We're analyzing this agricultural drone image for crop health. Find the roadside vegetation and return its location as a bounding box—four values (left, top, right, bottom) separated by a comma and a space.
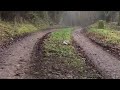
85, 20, 120, 58
0, 20, 51, 44
0, 11, 62, 45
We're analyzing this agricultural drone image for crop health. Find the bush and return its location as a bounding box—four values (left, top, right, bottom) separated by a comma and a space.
17, 23, 38, 35
98, 20, 104, 29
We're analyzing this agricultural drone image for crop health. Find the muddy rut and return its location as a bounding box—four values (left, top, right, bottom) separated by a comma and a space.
0, 29, 55, 79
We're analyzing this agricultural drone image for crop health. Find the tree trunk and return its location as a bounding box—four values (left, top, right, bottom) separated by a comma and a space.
118, 12, 120, 26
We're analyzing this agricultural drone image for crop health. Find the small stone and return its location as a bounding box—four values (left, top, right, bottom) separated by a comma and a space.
16, 64, 20, 67
10, 38, 13, 41
67, 74, 73, 78
34, 72, 39, 74
107, 50, 109, 52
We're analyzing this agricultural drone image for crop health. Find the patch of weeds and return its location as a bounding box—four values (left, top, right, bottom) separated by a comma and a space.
87, 27, 120, 46
0, 20, 50, 43
16, 23, 38, 35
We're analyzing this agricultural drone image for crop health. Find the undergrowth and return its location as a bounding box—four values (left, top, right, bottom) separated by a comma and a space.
87, 21, 120, 47
0, 20, 50, 43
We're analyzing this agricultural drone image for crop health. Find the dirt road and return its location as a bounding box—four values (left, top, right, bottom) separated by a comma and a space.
1, 27, 119, 79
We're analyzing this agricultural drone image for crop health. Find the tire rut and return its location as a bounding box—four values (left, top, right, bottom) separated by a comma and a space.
73, 28, 120, 79
0, 29, 55, 79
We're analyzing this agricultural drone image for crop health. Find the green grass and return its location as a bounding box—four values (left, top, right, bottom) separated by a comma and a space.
86, 22, 120, 47
44, 28, 85, 69
0, 20, 50, 43
16, 23, 38, 35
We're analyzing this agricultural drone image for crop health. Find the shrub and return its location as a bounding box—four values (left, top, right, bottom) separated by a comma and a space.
98, 20, 104, 29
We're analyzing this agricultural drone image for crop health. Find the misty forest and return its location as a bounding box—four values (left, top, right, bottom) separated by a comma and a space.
0, 11, 120, 79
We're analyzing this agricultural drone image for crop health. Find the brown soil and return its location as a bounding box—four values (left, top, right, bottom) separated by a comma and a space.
72, 40, 103, 79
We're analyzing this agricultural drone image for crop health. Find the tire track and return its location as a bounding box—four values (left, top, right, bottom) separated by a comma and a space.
73, 28, 120, 79
0, 29, 55, 79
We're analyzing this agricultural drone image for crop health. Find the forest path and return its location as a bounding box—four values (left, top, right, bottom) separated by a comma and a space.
0, 29, 55, 79
73, 28, 120, 79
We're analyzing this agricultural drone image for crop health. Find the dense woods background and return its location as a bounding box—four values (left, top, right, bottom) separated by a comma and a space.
0, 11, 120, 26
0, 11, 62, 24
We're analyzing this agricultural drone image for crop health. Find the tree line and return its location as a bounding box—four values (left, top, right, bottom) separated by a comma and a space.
102, 11, 120, 25
0, 11, 120, 26
0, 11, 63, 24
